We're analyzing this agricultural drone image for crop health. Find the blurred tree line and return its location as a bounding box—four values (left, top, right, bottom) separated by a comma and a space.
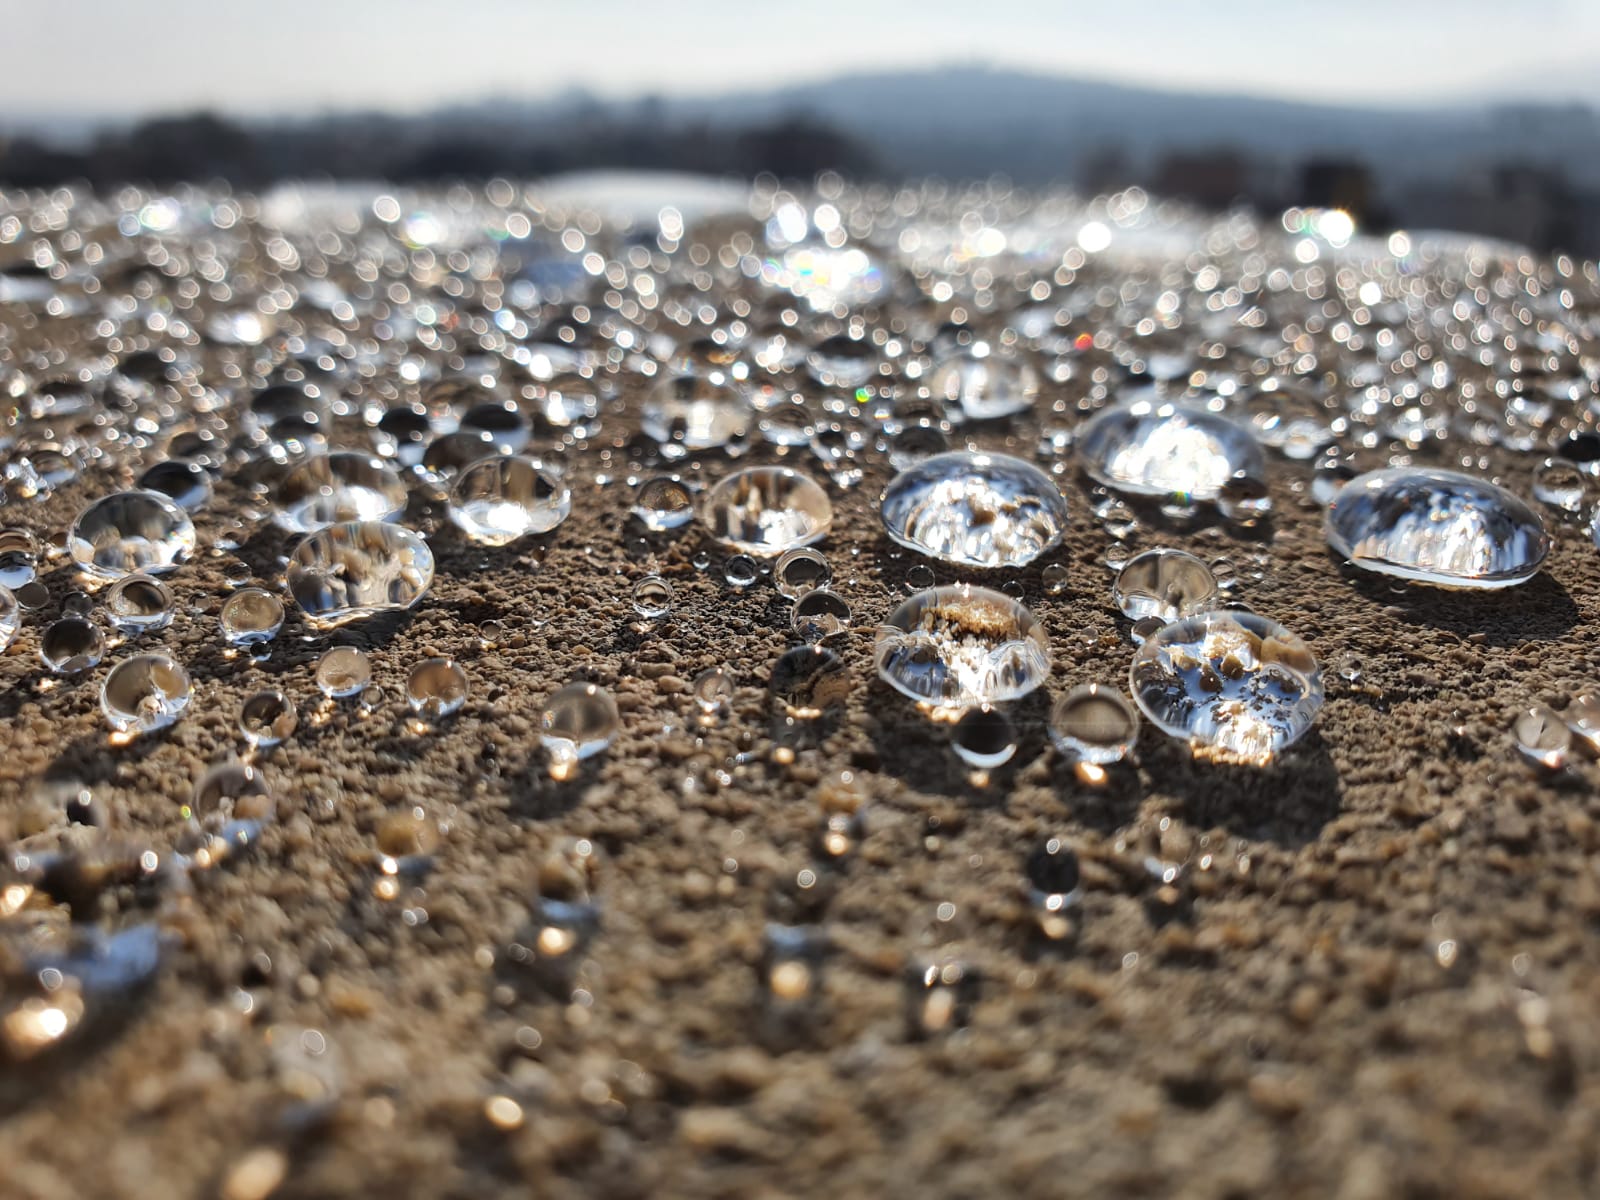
0, 110, 878, 188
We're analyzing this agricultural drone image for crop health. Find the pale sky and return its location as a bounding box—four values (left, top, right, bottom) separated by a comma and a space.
4, 0, 1598, 119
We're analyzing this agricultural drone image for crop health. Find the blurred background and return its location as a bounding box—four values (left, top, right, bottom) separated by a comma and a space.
2, 0, 1598, 253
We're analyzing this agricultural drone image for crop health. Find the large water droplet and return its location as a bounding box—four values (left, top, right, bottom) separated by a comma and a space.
874, 584, 1051, 708
879, 451, 1068, 568
101, 652, 193, 734
68, 490, 196, 580
641, 373, 752, 451
1077, 402, 1265, 501
1324, 467, 1549, 589
703, 467, 832, 556
447, 455, 571, 545
286, 521, 434, 626
1129, 610, 1323, 763
274, 452, 408, 533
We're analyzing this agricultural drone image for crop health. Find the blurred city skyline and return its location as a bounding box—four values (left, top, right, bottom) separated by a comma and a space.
3, 0, 1599, 125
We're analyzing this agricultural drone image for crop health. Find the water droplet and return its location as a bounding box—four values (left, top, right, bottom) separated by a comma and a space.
770, 644, 852, 718
805, 333, 877, 389
1325, 468, 1549, 589
632, 574, 674, 619
136, 459, 213, 512
875, 584, 1051, 708
0, 527, 40, 590
1336, 654, 1364, 684
1513, 704, 1569, 768
905, 957, 978, 1037
904, 564, 936, 591
1078, 402, 1265, 502
315, 646, 372, 698
406, 657, 468, 723
1531, 457, 1587, 512
930, 348, 1039, 422
1112, 549, 1218, 622
286, 521, 434, 626
791, 588, 851, 642
39, 617, 104, 674
1129, 615, 1167, 645
240, 690, 297, 748
105, 574, 174, 634
703, 467, 833, 556
880, 451, 1069, 568
274, 452, 408, 533
1130, 610, 1323, 763
1216, 474, 1273, 522
0, 585, 18, 652
641, 373, 752, 451
191, 759, 275, 826
888, 421, 950, 470
220, 588, 284, 646
692, 666, 735, 716
447, 455, 571, 545
68, 490, 196, 580
950, 705, 1018, 768
1025, 836, 1082, 903
14, 580, 49, 611
632, 475, 695, 531
101, 652, 192, 734
1049, 684, 1139, 764
722, 554, 759, 588
541, 682, 621, 777
774, 547, 832, 599
1566, 693, 1600, 754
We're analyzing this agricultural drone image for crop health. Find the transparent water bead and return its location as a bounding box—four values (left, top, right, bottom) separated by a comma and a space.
101, 652, 193, 735
1531, 458, 1586, 513
286, 521, 434, 626
68, 490, 196, 580
136, 459, 213, 512
771, 645, 852, 718
240, 689, 297, 748
632, 475, 695, 531
1129, 610, 1323, 764
632, 575, 674, 619
1077, 402, 1265, 502
0, 585, 18, 653
692, 666, 735, 717
880, 451, 1068, 568
39, 617, 105, 674
447, 455, 571, 545
874, 585, 1052, 709
315, 646, 371, 698
189, 759, 275, 826
274, 452, 408, 533
1112, 549, 1218, 622
106, 574, 174, 634
1324, 467, 1549, 589
641, 373, 752, 451
406, 657, 468, 723
930, 348, 1040, 422
220, 588, 285, 646
1567, 693, 1600, 753
791, 588, 852, 642
1025, 837, 1082, 908
950, 706, 1018, 769
1049, 684, 1139, 764
1512, 704, 1570, 769
703, 467, 833, 556
540, 683, 621, 777
774, 547, 832, 599
0, 527, 39, 589
723, 555, 759, 588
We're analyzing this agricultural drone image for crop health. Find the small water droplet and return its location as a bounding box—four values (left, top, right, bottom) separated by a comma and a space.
240, 689, 297, 748
219, 588, 284, 646
723, 554, 759, 588
950, 705, 1018, 768
136, 459, 213, 512
1041, 563, 1069, 595
631, 475, 695, 531
1513, 704, 1569, 769
1531, 457, 1587, 512
101, 652, 192, 734
632, 574, 674, 619
315, 646, 372, 699
773, 547, 832, 599
790, 588, 851, 642
1078, 401, 1265, 502
0, 527, 40, 590
1049, 684, 1139, 764
904, 564, 936, 592
541, 682, 621, 777
692, 666, 735, 717
406, 657, 468, 723
104, 574, 174, 634
274, 452, 407, 533
1113, 549, 1218, 622
770, 644, 852, 718
703, 467, 833, 556
0, 585, 19, 651
39, 616, 104, 674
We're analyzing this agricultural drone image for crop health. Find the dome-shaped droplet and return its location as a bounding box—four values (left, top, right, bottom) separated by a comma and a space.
101, 652, 192, 734
1078, 402, 1265, 501
641, 373, 752, 451
774, 547, 832, 599
136, 459, 213, 512
1532, 458, 1586, 512
285, 521, 434, 626
1049, 684, 1139, 764
447, 454, 571, 545
770, 645, 852, 718
39, 616, 104, 674
880, 451, 1068, 569
874, 584, 1051, 708
105, 574, 174, 635
406, 657, 468, 722
1512, 703, 1569, 768
240, 689, 297, 748
541, 682, 621, 774
950, 706, 1018, 769
703, 467, 832, 556
0, 585, 18, 652
274, 452, 408, 533
1129, 610, 1323, 763
219, 587, 284, 646
1324, 467, 1549, 589
723, 554, 759, 588
632, 575, 674, 619
190, 759, 275, 825
0, 527, 40, 590
805, 334, 878, 389
791, 588, 851, 642
930, 349, 1039, 422
1112, 549, 1218, 622
315, 646, 371, 698
68, 490, 196, 580
632, 476, 695, 531
692, 666, 735, 716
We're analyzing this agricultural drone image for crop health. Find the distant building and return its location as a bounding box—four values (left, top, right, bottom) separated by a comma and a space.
1152, 148, 1249, 210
